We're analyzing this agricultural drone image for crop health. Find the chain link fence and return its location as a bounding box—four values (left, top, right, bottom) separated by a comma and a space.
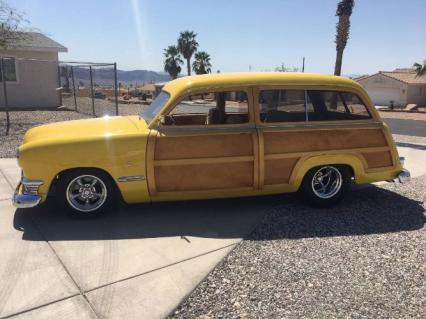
59, 62, 119, 116
0, 57, 162, 157
0, 58, 126, 136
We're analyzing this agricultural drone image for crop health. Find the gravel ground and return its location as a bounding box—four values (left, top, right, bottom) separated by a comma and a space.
171, 177, 426, 319
0, 110, 91, 158
62, 96, 146, 116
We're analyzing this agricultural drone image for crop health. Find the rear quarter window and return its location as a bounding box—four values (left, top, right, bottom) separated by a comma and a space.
307, 91, 371, 121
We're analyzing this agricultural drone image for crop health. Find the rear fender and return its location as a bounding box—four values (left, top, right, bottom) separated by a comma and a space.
289, 153, 366, 189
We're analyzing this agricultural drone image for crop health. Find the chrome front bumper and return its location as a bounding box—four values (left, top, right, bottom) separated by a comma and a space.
12, 177, 43, 208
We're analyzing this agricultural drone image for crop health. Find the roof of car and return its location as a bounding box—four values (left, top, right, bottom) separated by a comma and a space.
162, 72, 363, 95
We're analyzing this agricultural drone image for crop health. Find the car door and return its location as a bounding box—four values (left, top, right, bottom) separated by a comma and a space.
146, 87, 259, 201
254, 86, 391, 192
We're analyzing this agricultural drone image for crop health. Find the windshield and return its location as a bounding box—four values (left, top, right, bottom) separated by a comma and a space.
142, 91, 170, 123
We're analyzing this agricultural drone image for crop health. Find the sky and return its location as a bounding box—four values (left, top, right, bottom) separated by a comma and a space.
9, 0, 426, 75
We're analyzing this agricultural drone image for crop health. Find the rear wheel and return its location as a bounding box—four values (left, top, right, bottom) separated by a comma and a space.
300, 165, 351, 207
56, 169, 116, 217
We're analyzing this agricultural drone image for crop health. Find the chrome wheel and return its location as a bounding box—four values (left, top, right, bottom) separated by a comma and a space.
66, 175, 107, 213
311, 166, 342, 199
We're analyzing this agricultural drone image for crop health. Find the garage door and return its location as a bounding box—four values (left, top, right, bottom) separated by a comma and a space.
366, 88, 403, 107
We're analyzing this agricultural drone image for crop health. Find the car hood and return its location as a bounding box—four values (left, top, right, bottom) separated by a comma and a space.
22, 115, 148, 147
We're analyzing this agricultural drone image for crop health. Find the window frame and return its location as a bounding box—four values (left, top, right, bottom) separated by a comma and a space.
0, 55, 19, 84
157, 86, 255, 130
254, 85, 377, 127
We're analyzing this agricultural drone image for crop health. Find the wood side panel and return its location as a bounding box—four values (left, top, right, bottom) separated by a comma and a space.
155, 133, 253, 160
155, 162, 254, 192
264, 128, 387, 154
264, 158, 299, 185
362, 151, 393, 169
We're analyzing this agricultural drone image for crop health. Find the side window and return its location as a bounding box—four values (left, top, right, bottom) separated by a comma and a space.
307, 91, 371, 121
166, 91, 249, 125
0, 57, 17, 82
259, 90, 306, 122
340, 92, 371, 118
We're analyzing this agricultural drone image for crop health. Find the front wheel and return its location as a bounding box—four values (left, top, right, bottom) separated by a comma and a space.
56, 170, 115, 217
300, 165, 351, 207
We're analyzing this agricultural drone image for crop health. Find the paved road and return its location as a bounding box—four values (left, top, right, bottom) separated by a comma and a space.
384, 118, 426, 137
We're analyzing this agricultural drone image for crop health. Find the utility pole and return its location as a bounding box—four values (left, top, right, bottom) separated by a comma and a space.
302, 57, 305, 72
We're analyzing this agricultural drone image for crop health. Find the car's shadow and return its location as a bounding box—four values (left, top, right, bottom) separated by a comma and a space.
13, 185, 425, 242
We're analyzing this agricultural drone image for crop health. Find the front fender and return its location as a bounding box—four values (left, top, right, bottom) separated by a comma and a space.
19, 133, 150, 204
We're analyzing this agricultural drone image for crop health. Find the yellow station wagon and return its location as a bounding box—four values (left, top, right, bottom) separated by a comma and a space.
13, 73, 410, 216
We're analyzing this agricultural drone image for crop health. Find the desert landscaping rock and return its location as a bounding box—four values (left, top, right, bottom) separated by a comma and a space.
171, 177, 426, 318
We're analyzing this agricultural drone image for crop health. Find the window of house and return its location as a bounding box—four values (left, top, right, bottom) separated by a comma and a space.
0, 57, 17, 82
259, 90, 307, 122
165, 91, 249, 125
307, 91, 371, 121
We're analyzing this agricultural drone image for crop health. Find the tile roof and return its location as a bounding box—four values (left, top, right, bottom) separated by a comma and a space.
357, 70, 426, 84
380, 71, 426, 84
7, 32, 67, 52
392, 68, 415, 73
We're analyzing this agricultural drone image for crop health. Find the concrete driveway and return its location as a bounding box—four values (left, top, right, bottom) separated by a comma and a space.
1, 143, 425, 319
0, 159, 274, 319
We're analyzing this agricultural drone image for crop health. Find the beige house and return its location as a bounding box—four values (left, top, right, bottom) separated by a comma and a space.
0, 32, 67, 109
356, 69, 426, 107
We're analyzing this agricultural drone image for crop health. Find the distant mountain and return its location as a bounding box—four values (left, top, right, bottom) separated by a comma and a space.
72, 67, 171, 86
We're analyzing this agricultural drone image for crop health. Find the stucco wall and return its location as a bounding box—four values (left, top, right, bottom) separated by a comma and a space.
358, 74, 407, 107
0, 50, 61, 109
406, 84, 426, 106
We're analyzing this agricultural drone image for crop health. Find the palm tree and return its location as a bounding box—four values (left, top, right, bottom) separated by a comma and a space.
334, 0, 355, 76
177, 30, 199, 76
192, 51, 212, 74
413, 60, 426, 77
163, 45, 183, 79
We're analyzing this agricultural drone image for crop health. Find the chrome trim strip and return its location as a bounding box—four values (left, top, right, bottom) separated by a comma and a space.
257, 121, 382, 130
117, 175, 146, 182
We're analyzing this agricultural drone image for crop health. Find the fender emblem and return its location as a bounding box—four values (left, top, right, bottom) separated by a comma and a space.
117, 175, 145, 182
